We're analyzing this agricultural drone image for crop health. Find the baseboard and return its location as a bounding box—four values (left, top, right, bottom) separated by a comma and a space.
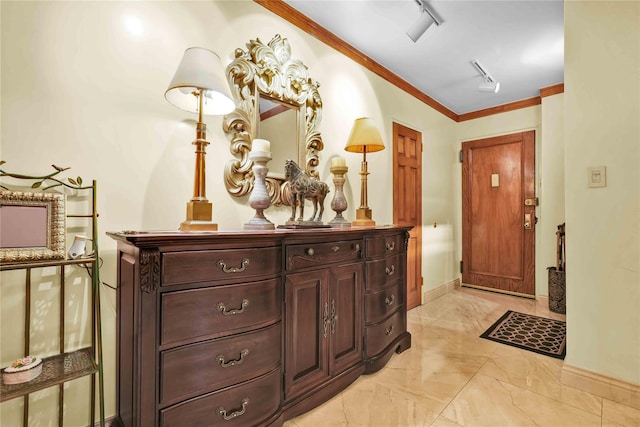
94, 415, 118, 426
423, 277, 459, 304
561, 364, 640, 410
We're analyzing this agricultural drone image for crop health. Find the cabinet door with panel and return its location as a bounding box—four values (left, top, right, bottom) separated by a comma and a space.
328, 263, 363, 375
284, 269, 331, 400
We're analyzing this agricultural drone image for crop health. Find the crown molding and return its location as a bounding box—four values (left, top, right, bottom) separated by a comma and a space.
457, 97, 542, 122
540, 83, 565, 98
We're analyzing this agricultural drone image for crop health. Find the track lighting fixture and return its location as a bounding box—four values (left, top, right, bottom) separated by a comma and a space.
407, 0, 441, 42
471, 59, 501, 94
479, 80, 500, 93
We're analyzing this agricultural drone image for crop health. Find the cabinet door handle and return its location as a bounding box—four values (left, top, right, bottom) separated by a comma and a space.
322, 302, 329, 338
385, 294, 395, 306
385, 241, 395, 251
217, 299, 249, 316
216, 349, 249, 368
217, 258, 249, 273
330, 299, 338, 334
385, 324, 395, 336
385, 265, 395, 276
216, 398, 249, 421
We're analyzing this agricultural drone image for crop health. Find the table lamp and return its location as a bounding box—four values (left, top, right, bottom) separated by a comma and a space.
165, 47, 235, 231
344, 117, 385, 226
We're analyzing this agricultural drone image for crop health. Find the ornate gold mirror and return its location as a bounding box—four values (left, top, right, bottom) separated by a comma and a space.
223, 34, 323, 206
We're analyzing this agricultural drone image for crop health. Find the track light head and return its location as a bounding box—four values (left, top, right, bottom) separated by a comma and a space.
471, 60, 500, 93
407, 13, 435, 42
407, 1, 441, 42
479, 80, 500, 93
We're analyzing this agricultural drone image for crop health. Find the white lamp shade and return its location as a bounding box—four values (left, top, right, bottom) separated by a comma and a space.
165, 47, 235, 115
407, 12, 434, 42
344, 117, 385, 153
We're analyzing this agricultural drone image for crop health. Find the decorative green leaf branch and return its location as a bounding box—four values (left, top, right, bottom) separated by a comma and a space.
0, 161, 89, 191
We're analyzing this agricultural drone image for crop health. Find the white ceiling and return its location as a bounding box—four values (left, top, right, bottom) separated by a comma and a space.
282, 0, 564, 115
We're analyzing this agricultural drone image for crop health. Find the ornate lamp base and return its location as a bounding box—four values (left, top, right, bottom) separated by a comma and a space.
180, 201, 218, 231
352, 207, 375, 227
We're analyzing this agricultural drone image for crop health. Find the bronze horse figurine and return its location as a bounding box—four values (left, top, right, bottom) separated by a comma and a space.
284, 159, 330, 222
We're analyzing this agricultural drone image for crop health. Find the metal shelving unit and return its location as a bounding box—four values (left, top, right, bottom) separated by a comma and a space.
0, 164, 105, 427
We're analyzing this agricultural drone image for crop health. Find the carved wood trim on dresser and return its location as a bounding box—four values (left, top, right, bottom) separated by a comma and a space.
108, 226, 412, 427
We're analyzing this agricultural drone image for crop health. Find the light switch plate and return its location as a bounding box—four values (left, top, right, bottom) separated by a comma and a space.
588, 166, 606, 188
491, 173, 500, 188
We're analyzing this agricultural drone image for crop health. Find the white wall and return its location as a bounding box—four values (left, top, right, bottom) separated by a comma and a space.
564, 1, 640, 385
0, 1, 459, 423
540, 94, 565, 279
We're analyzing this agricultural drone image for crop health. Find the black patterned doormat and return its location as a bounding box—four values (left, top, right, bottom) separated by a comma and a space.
480, 310, 566, 359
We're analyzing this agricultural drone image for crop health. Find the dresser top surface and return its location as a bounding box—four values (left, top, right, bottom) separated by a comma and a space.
107, 225, 411, 248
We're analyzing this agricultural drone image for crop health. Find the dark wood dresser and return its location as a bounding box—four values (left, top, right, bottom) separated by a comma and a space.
108, 226, 411, 427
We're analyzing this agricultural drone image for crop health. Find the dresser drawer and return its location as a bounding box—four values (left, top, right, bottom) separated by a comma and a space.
365, 282, 403, 324
160, 367, 281, 427
160, 322, 281, 405
365, 254, 402, 290
365, 233, 403, 258
162, 246, 281, 286
286, 239, 362, 271
365, 310, 405, 358
161, 278, 281, 348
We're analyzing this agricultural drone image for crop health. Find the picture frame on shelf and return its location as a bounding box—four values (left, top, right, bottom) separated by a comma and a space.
0, 190, 66, 263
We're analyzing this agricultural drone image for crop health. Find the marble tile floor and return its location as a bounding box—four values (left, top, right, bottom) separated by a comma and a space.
283, 286, 640, 427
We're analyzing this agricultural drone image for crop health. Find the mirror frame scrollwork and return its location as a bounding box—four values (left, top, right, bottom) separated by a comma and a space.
223, 34, 323, 206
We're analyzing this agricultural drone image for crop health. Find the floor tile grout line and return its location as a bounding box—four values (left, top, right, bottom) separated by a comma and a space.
428, 348, 495, 426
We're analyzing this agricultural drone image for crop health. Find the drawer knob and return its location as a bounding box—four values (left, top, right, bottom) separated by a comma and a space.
216, 349, 249, 368
385, 241, 395, 251
385, 323, 395, 336
331, 245, 340, 252
385, 294, 395, 306
217, 258, 249, 273
306, 248, 315, 256
385, 265, 396, 276
217, 299, 249, 316
216, 398, 249, 421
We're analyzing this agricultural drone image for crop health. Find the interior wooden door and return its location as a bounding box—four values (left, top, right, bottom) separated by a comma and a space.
461, 130, 536, 296
393, 122, 422, 309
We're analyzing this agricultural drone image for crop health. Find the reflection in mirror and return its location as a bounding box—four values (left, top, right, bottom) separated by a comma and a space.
258, 96, 298, 179
223, 34, 323, 206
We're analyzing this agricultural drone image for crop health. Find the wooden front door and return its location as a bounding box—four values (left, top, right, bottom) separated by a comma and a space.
393, 122, 422, 309
461, 130, 536, 296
